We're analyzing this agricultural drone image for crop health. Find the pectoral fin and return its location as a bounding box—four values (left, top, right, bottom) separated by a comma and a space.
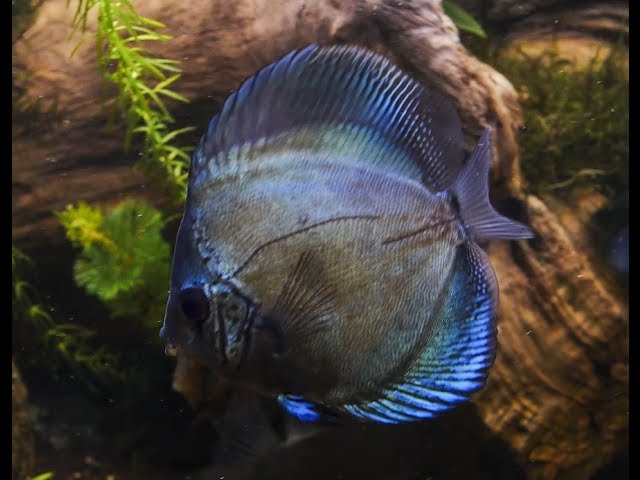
255, 251, 337, 357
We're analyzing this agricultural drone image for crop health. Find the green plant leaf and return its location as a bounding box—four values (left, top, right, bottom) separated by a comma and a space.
442, 1, 486, 39
71, 200, 169, 300
30, 473, 54, 480
68, 0, 193, 199
46, 323, 124, 384
57, 202, 104, 249
481, 42, 628, 197
158, 126, 195, 145
57, 199, 171, 329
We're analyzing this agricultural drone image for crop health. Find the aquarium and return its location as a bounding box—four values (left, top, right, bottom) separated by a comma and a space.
12, 1, 628, 479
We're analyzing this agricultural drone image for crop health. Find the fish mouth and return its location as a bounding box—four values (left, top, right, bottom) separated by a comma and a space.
162, 340, 215, 368
160, 315, 212, 361
164, 343, 180, 357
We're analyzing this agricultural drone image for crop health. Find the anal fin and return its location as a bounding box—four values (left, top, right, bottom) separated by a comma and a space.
339, 242, 498, 424
278, 394, 343, 425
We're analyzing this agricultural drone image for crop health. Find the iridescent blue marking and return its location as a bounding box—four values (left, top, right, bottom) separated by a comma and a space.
343, 405, 397, 424
397, 383, 466, 404
366, 400, 417, 422
383, 389, 450, 413
278, 394, 321, 423
377, 398, 430, 420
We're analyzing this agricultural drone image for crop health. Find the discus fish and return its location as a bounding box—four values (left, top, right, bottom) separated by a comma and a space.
160, 44, 534, 425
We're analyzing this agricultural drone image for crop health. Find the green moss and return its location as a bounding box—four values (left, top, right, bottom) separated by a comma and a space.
12, 245, 125, 391
472, 39, 629, 294
481, 42, 628, 199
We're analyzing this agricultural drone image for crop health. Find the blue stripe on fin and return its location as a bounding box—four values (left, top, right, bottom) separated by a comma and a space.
277, 394, 343, 425
375, 399, 429, 421
277, 394, 321, 423
360, 399, 438, 423
337, 242, 499, 424
383, 389, 451, 414
362, 402, 411, 423
396, 243, 498, 395
192, 44, 466, 193
398, 383, 467, 404
427, 378, 486, 393
343, 404, 399, 424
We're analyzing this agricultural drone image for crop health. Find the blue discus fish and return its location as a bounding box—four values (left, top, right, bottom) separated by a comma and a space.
160, 44, 534, 425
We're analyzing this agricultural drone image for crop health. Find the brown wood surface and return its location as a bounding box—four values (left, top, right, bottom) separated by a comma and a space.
12, 360, 36, 480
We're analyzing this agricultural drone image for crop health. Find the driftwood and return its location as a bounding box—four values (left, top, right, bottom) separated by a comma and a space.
12, 0, 628, 479
12, 360, 35, 480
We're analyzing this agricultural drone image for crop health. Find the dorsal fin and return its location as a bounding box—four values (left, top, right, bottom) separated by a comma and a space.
192, 44, 465, 192
451, 130, 534, 241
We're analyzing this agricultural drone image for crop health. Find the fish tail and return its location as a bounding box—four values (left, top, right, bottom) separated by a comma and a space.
451, 129, 534, 241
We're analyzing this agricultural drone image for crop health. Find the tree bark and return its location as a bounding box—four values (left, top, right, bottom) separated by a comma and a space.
12, 1, 628, 479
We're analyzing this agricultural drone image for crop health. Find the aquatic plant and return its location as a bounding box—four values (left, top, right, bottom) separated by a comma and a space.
471, 40, 628, 294
484, 43, 628, 197
57, 199, 171, 331
68, 0, 193, 201
12, 245, 53, 335
51, 0, 191, 350
443, 1, 486, 39
29, 473, 54, 480
12, 245, 124, 391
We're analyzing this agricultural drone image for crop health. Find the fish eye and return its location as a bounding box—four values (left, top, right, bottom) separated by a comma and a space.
178, 287, 210, 326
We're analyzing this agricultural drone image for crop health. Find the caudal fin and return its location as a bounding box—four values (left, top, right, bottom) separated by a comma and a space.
451, 130, 534, 241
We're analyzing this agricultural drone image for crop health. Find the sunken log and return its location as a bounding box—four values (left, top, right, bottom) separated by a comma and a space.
12, 1, 628, 479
